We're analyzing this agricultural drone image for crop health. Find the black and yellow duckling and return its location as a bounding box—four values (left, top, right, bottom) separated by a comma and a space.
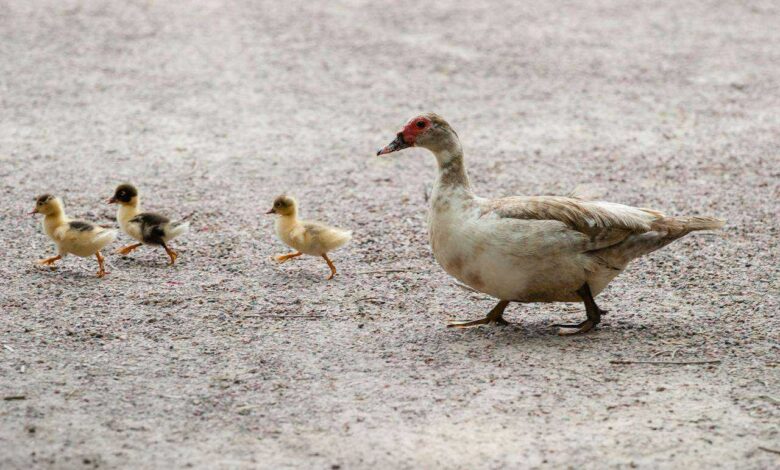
108, 183, 190, 265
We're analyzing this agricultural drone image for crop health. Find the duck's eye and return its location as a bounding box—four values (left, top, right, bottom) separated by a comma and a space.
416, 121, 425, 129
275, 202, 281, 207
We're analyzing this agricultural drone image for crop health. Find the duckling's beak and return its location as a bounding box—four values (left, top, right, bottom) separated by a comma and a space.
28, 208, 38, 215
266, 208, 276, 214
107, 197, 117, 204
377, 132, 411, 156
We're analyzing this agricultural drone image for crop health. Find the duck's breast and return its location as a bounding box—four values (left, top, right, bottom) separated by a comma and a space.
429, 198, 592, 301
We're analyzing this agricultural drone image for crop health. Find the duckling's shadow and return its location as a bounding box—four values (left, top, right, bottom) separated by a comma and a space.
111, 256, 178, 270
28, 265, 103, 282
271, 265, 334, 284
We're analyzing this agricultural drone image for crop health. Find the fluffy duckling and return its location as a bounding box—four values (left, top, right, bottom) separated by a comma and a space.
108, 183, 190, 265
30, 194, 117, 278
378, 113, 724, 334
267, 195, 351, 280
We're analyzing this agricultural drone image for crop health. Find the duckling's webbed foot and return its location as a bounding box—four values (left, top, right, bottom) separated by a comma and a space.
95, 251, 108, 278
274, 252, 302, 264
322, 254, 337, 280
162, 243, 178, 265
448, 300, 510, 329
36, 255, 62, 268
554, 283, 604, 336
116, 242, 142, 256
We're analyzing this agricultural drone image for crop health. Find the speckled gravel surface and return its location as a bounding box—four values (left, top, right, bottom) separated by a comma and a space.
1, 1, 778, 468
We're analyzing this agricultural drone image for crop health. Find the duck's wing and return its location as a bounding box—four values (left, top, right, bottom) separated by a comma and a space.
483, 196, 663, 234
481, 196, 664, 252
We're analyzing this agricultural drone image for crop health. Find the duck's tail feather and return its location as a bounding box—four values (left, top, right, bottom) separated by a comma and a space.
674, 216, 725, 232
591, 215, 724, 270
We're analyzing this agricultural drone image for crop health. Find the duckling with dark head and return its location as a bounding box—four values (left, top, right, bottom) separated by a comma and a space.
108, 183, 190, 265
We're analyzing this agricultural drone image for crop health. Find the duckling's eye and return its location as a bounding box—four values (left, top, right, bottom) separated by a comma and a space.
274, 202, 281, 207
416, 121, 425, 129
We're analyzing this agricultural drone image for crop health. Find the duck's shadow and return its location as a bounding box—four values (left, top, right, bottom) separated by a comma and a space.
428, 316, 687, 348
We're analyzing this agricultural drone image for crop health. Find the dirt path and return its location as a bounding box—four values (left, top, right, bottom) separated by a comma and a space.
1, 1, 778, 468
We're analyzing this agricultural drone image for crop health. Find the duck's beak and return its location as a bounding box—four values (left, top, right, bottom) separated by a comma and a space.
377, 133, 411, 156
28, 208, 38, 215
107, 197, 117, 204
266, 208, 276, 214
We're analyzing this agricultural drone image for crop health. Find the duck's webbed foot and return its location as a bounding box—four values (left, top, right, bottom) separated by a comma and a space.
448, 300, 510, 329
554, 283, 605, 336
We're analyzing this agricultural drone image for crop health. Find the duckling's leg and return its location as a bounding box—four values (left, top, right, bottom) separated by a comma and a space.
36, 254, 62, 268
322, 254, 337, 280
162, 243, 178, 265
95, 251, 107, 278
554, 283, 606, 335
447, 300, 511, 328
116, 243, 142, 256
275, 252, 302, 264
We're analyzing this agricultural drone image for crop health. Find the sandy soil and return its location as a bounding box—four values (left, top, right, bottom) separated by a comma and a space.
1, 0, 778, 468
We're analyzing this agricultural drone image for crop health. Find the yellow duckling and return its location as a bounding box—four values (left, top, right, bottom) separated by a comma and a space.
108, 183, 190, 265
267, 195, 352, 280
30, 194, 117, 278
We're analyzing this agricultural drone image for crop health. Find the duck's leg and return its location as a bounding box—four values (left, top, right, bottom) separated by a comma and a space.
116, 243, 142, 256
95, 251, 107, 278
162, 243, 178, 265
36, 254, 62, 268
447, 300, 511, 328
322, 254, 337, 280
275, 251, 302, 264
554, 283, 606, 335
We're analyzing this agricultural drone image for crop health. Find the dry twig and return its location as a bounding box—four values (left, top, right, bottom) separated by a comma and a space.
610, 359, 721, 365
357, 268, 419, 275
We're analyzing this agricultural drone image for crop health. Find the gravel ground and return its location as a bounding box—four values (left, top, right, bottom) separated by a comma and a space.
1, 1, 778, 468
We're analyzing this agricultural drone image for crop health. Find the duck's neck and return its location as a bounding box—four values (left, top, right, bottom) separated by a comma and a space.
431, 139, 474, 201
117, 202, 141, 225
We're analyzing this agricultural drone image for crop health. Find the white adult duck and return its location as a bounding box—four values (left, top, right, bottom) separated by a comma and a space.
377, 113, 724, 334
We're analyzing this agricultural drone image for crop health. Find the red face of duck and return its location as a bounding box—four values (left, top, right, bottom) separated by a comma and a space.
377, 116, 432, 156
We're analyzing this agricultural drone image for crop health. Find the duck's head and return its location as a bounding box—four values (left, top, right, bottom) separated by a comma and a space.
30, 194, 63, 216
377, 113, 459, 156
108, 183, 139, 206
266, 195, 297, 216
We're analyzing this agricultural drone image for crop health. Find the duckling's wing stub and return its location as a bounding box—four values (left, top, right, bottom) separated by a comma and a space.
130, 212, 171, 245
68, 221, 95, 232
303, 221, 351, 252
